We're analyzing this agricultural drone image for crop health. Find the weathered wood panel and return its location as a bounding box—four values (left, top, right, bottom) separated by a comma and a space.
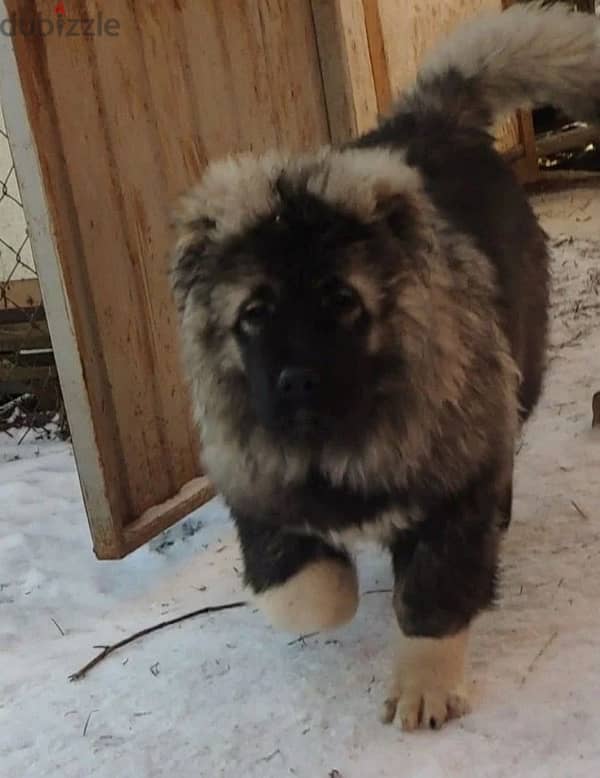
312, 0, 379, 142
3, 0, 330, 558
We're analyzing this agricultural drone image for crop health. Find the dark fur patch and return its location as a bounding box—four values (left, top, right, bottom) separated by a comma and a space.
390, 466, 502, 638
235, 518, 352, 593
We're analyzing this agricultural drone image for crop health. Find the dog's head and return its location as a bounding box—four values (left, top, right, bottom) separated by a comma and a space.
171, 147, 515, 498
172, 150, 433, 436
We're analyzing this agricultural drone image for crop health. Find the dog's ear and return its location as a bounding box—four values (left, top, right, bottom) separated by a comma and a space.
372, 192, 415, 240
169, 193, 218, 313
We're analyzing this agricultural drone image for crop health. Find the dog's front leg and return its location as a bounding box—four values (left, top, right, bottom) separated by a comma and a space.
383, 475, 503, 730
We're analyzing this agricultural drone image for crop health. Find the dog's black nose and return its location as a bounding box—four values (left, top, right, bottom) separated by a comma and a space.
277, 367, 320, 403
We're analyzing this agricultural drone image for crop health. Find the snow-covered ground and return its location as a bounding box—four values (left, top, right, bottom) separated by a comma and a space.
1, 188, 600, 778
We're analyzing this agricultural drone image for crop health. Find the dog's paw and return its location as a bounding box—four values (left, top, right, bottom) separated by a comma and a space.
381, 630, 470, 731
252, 558, 359, 634
380, 684, 470, 731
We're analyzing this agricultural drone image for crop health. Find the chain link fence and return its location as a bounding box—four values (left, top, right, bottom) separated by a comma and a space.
0, 104, 67, 441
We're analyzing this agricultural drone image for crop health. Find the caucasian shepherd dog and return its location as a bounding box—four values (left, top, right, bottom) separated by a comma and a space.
170, 4, 600, 730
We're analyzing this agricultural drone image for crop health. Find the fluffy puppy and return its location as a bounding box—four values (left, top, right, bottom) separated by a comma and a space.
171, 3, 600, 730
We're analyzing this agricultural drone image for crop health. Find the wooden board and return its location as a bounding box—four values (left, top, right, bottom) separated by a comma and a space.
0, 278, 43, 309
1, 0, 330, 558
0, 318, 50, 353
311, 0, 379, 142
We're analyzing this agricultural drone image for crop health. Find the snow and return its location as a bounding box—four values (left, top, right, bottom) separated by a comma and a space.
2, 188, 600, 778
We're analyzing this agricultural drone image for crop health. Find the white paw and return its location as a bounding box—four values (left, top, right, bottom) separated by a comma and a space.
381, 629, 471, 731
253, 558, 359, 634
381, 684, 471, 731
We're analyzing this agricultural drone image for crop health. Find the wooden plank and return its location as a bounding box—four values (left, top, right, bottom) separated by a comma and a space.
0, 364, 57, 384
0, 306, 44, 325
512, 111, 539, 183
2, 0, 331, 558
0, 319, 51, 353
536, 125, 600, 157
130, 0, 207, 205
122, 476, 215, 555
311, 0, 379, 142
178, 1, 329, 156
82, 0, 198, 508
363, 0, 393, 114
0, 278, 43, 310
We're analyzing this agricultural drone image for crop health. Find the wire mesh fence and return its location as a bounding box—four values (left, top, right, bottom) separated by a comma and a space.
0, 104, 68, 441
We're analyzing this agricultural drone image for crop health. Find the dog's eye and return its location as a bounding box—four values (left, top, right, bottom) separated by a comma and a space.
238, 297, 274, 335
319, 279, 362, 320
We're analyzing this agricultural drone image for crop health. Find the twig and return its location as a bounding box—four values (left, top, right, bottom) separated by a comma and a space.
254, 749, 282, 766
363, 588, 392, 595
593, 392, 600, 428
50, 617, 65, 636
69, 600, 246, 681
520, 630, 558, 687
82, 710, 97, 737
571, 500, 589, 520
287, 631, 319, 646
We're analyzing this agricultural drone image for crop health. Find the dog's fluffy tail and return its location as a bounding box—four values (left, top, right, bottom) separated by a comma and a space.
404, 2, 600, 131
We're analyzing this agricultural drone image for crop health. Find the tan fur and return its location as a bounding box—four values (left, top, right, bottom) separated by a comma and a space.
381, 629, 471, 731
252, 558, 359, 634
171, 147, 422, 255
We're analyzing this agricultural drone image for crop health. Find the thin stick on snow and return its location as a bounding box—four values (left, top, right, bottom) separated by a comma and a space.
82, 710, 97, 737
571, 500, 589, 520
363, 588, 393, 595
69, 601, 247, 682
287, 631, 319, 647
520, 630, 559, 687
50, 617, 65, 636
